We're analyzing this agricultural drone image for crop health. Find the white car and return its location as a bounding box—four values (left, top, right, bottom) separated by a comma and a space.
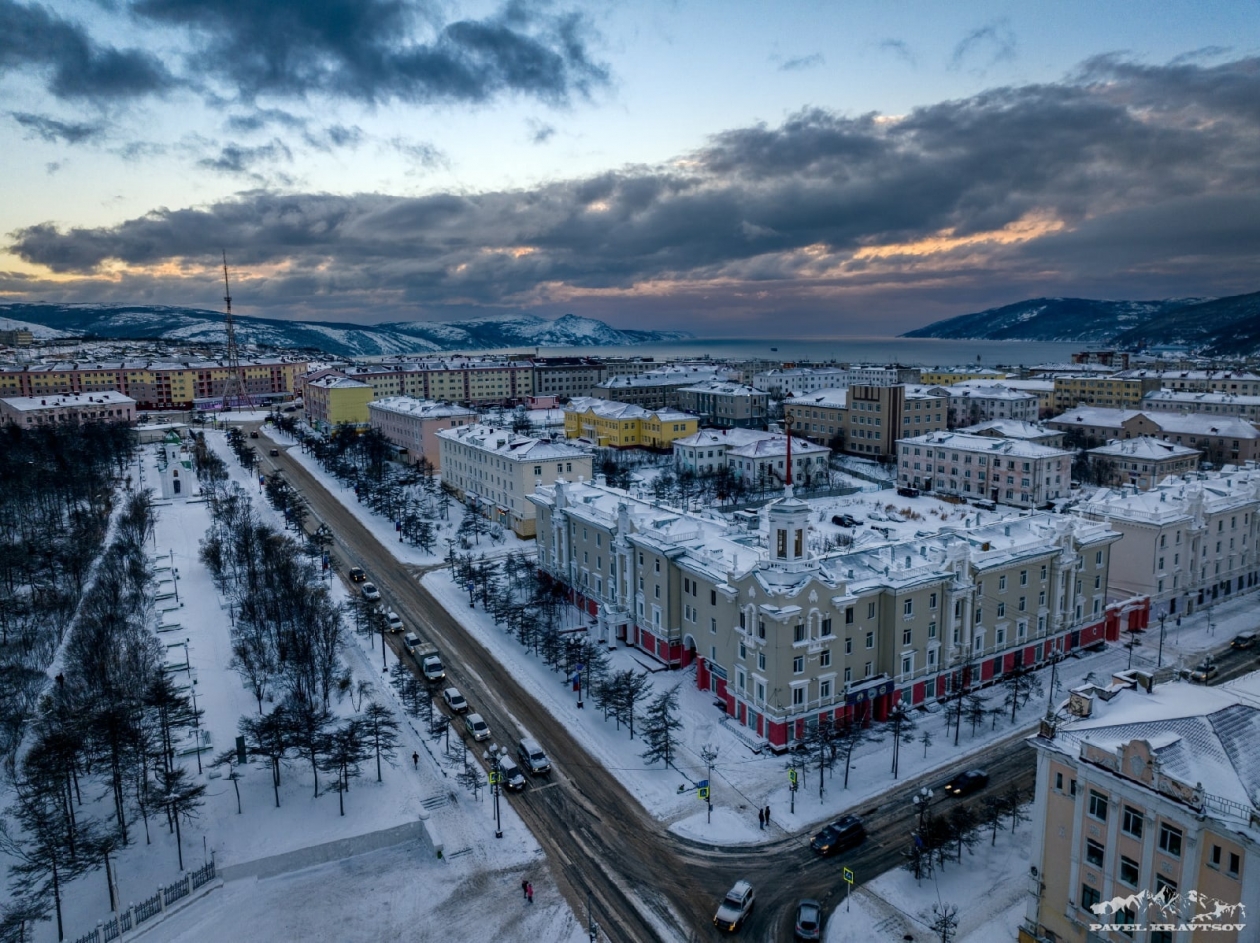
402, 632, 421, 655
442, 687, 468, 713
385, 611, 403, 633
464, 713, 490, 742
361, 582, 381, 602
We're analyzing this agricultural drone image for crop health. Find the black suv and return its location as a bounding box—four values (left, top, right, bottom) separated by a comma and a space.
809, 814, 865, 856
941, 769, 989, 797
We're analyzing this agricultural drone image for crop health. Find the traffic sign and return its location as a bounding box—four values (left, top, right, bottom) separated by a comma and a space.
488, 771, 501, 786
842, 867, 854, 884
788, 769, 798, 786
697, 786, 709, 800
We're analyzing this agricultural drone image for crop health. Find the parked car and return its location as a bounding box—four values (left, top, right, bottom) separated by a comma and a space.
713, 880, 755, 933
809, 814, 865, 856
442, 687, 468, 713
464, 713, 490, 742
384, 611, 403, 633
830, 513, 862, 527
497, 754, 526, 792
1231, 631, 1257, 650
941, 769, 989, 797
348, 566, 366, 583
517, 737, 551, 775
794, 899, 823, 941
897, 486, 920, 498
1190, 659, 1218, 683
402, 632, 421, 655
361, 582, 381, 602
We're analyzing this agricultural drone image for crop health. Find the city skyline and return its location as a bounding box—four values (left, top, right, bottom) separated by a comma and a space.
2, 1, 1259, 337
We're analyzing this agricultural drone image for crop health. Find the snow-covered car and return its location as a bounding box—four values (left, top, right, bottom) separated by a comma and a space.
361, 582, 381, 602
402, 632, 421, 655
384, 611, 403, 633
794, 899, 822, 941
464, 713, 490, 742
713, 880, 754, 932
1190, 659, 1218, 683
442, 687, 468, 713
497, 755, 526, 792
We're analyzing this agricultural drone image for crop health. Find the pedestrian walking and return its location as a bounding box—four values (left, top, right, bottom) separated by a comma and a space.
764, 805, 771, 827
526, 882, 534, 904
758, 808, 765, 829
412, 751, 419, 770
522, 879, 529, 899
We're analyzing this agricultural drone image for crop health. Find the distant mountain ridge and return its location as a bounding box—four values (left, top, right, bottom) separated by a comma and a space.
902, 290, 1260, 356
0, 304, 691, 358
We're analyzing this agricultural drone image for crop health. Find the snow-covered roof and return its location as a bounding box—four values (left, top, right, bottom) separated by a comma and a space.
787, 387, 849, 408
1143, 390, 1260, 406
596, 367, 722, 389
309, 375, 371, 390
1145, 413, 1260, 439
564, 397, 695, 422
1, 390, 135, 410
436, 423, 590, 462
943, 383, 1037, 401
1049, 406, 1145, 427
673, 428, 779, 448
898, 430, 1071, 459
1115, 369, 1260, 382
677, 380, 766, 397
726, 435, 829, 459
1089, 436, 1200, 460
368, 396, 476, 418
1077, 465, 1260, 525
958, 420, 1058, 440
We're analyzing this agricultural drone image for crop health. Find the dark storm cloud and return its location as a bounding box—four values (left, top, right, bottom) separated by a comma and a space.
0, 0, 171, 101
131, 0, 608, 105
9, 57, 1260, 331
10, 111, 105, 143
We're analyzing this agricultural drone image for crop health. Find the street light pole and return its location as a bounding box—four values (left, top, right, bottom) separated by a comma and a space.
1157, 611, 1168, 669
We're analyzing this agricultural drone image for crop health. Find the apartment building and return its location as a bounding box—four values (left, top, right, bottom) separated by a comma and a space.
675, 380, 769, 429
956, 377, 1056, 418
1052, 375, 1164, 413
1077, 465, 1260, 614
1088, 438, 1201, 491
1023, 677, 1260, 943
751, 366, 848, 394
1141, 390, 1260, 422
324, 358, 535, 406
0, 358, 308, 410
897, 431, 1072, 508
845, 364, 922, 386
958, 420, 1066, 449
562, 397, 698, 449
1071, 349, 1130, 368
1116, 369, 1260, 396
305, 376, 373, 431
786, 387, 847, 444
918, 367, 1009, 386
531, 358, 606, 399
672, 428, 787, 475
724, 435, 830, 485
438, 424, 591, 537
367, 396, 476, 469
841, 385, 948, 460
1048, 407, 1260, 464
0, 391, 136, 426
0, 329, 33, 347
530, 479, 1127, 750
944, 383, 1040, 426
594, 366, 721, 410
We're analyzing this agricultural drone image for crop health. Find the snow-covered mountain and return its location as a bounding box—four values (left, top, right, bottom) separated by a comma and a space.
0, 305, 691, 357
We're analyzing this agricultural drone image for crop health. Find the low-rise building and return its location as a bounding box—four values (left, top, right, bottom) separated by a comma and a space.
845, 364, 922, 386
531, 357, 606, 400
785, 387, 848, 445
957, 377, 1056, 418
675, 380, 769, 429
751, 366, 848, 394
1048, 407, 1260, 464
1052, 375, 1164, 413
944, 383, 1040, 426
1024, 676, 1260, 943
438, 424, 592, 537
367, 396, 476, 469
1076, 465, 1260, 614
672, 428, 786, 475
1116, 368, 1260, 395
594, 366, 722, 410
897, 431, 1072, 507
918, 366, 1009, 386
1141, 390, 1260, 422
530, 478, 1129, 750
0, 390, 136, 426
1087, 437, 1200, 491
957, 419, 1065, 449
562, 397, 698, 449
724, 435, 830, 486
841, 385, 948, 460
306, 376, 373, 431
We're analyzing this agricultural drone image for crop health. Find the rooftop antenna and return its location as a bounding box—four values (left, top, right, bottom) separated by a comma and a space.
220, 251, 253, 412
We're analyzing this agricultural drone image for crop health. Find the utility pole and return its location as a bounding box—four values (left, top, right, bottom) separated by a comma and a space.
219, 252, 254, 412
586, 891, 599, 941
1156, 609, 1168, 669
700, 744, 718, 825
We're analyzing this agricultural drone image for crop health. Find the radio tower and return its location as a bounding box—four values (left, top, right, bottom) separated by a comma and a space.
219, 251, 253, 411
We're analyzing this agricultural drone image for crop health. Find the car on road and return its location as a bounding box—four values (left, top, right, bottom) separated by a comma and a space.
713, 880, 754, 933
497, 755, 526, 792
269, 448, 280, 457
402, 632, 421, 655
442, 687, 468, 713
361, 582, 381, 602
517, 737, 551, 775
942, 769, 989, 797
809, 814, 865, 856
384, 611, 403, 633
1231, 631, 1257, 650
348, 566, 366, 583
1190, 659, 1218, 683
464, 713, 490, 742
249, 430, 259, 438
794, 899, 822, 941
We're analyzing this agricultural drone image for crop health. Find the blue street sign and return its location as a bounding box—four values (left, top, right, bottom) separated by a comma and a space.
697, 779, 709, 789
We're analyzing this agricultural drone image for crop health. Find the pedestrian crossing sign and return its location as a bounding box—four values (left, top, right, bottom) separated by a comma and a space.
843, 867, 854, 885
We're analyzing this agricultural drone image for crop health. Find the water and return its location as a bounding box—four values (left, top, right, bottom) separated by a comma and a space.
497, 336, 1084, 369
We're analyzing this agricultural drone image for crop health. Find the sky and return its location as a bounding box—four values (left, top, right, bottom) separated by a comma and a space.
1, 0, 1259, 338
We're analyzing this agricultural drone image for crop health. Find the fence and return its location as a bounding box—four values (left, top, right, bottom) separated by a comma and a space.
71, 860, 217, 943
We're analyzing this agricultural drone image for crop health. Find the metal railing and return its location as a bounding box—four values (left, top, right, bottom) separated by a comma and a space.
70, 861, 216, 943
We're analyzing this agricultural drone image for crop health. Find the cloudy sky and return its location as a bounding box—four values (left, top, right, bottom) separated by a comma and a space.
2, 1, 1258, 337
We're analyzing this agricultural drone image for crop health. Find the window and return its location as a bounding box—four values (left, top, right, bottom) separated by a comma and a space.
1081, 885, 1101, 911
1118, 856, 1139, 886
867, 602, 876, 619
845, 606, 854, 624
1088, 790, 1108, 822
845, 638, 852, 654
758, 621, 766, 640
793, 655, 804, 674
863, 661, 872, 677
792, 687, 805, 706
903, 599, 913, 617
1155, 875, 1177, 904
711, 590, 717, 605
929, 592, 937, 609
820, 680, 831, 698
997, 602, 1005, 618
1158, 823, 1182, 857
1070, 779, 1077, 797
844, 666, 852, 683
710, 618, 717, 634
1085, 840, 1105, 867
1122, 806, 1143, 838
1020, 570, 1028, 586
1211, 844, 1222, 869
819, 649, 830, 667
865, 631, 873, 649
999, 575, 1007, 591
1229, 852, 1241, 877
928, 621, 937, 639
794, 623, 806, 643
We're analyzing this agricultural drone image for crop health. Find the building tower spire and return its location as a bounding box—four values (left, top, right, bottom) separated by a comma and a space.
783, 407, 794, 496
219, 251, 253, 412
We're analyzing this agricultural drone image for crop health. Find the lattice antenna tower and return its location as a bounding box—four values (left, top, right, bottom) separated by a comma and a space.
220, 251, 253, 410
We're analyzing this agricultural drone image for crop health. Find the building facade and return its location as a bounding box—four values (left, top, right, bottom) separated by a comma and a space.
0, 391, 136, 426
562, 397, 698, 449
594, 366, 722, 410
530, 479, 1131, 750
841, 385, 948, 460
305, 376, 373, 430
531, 358, 607, 400
786, 388, 848, 445
675, 381, 769, 429
1052, 376, 1164, 413
1141, 391, 1260, 422
945, 383, 1040, 426
751, 367, 848, 394
367, 396, 477, 469
1087, 438, 1201, 491
438, 424, 592, 537
897, 431, 1073, 507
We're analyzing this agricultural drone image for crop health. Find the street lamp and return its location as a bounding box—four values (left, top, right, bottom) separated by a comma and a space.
1156, 608, 1168, 669
911, 786, 934, 881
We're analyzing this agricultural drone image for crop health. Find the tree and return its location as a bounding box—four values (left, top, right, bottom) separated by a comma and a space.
361, 702, 401, 782
285, 694, 334, 797
155, 766, 206, 871
919, 728, 934, 758
980, 795, 1007, 846
1002, 658, 1043, 723
610, 670, 651, 738
948, 805, 980, 862
639, 685, 683, 768
965, 693, 988, 737
239, 706, 291, 808
320, 719, 370, 816
1005, 785, 1030, 834
836, 704, 883, 789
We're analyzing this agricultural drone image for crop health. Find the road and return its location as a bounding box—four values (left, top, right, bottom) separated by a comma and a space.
241, 430, 1155, 942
